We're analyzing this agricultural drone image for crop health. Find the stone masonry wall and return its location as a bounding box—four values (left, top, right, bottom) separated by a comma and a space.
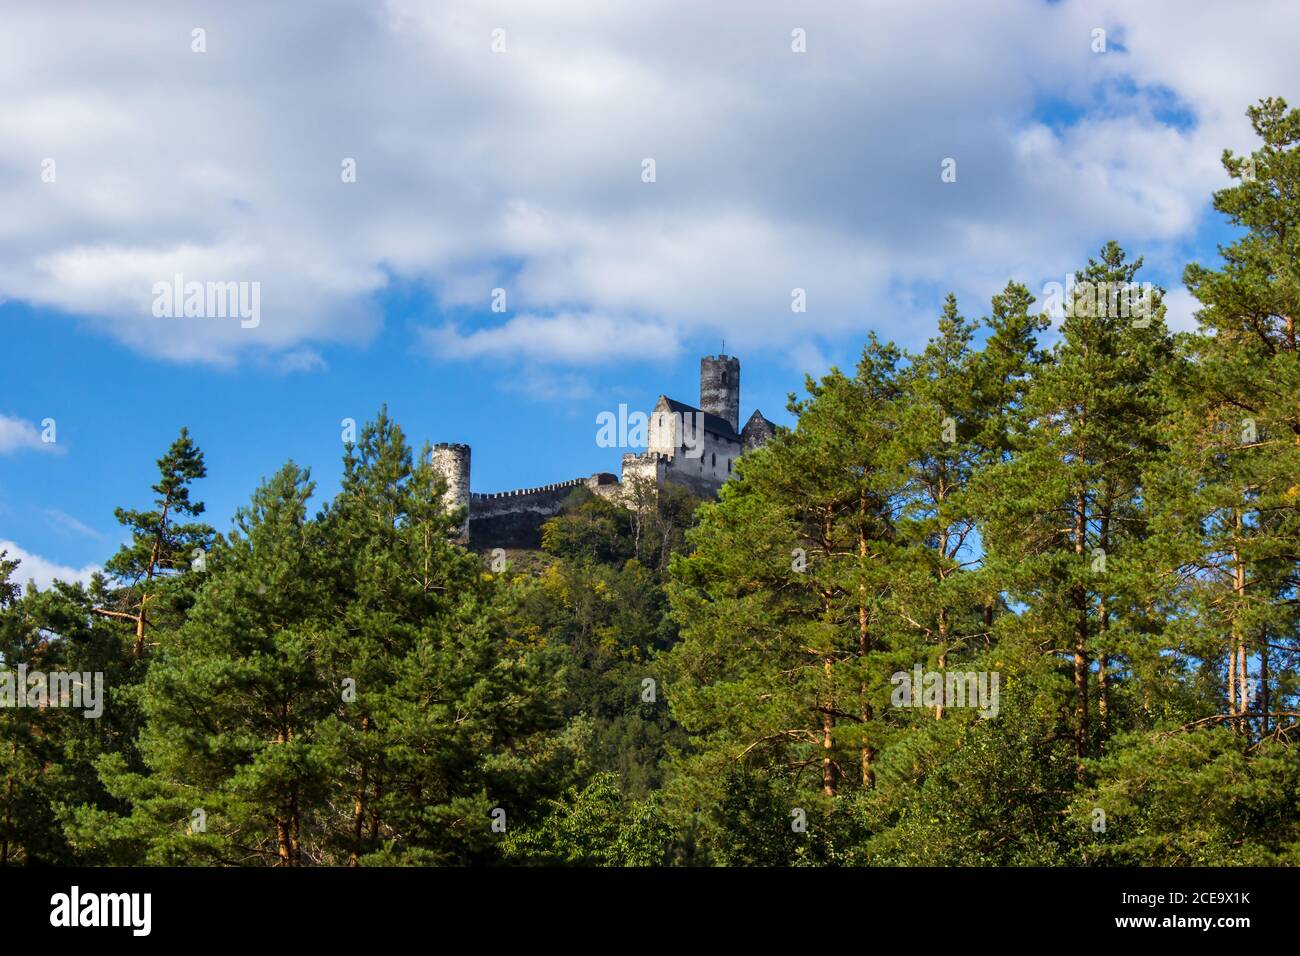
467, 474, 616, 550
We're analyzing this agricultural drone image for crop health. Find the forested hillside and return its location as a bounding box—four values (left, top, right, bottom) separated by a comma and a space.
2, 98, 1298, 867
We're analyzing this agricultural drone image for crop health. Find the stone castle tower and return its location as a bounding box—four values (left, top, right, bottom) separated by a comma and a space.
699, 354, 740, 432
433, 354, 775, 549
429, 442, 471, 542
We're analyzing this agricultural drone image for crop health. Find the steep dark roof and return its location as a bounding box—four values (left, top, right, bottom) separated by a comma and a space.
660, 396, 741, 442
741, 409, 777, 449
742, 409, 776, 432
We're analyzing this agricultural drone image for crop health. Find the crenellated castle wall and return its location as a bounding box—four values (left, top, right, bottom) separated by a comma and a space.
467, 473, 617, 550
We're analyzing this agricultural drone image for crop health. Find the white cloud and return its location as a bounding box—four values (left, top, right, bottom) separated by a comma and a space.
0, 0, 1296, 366
501, 368, 596, 403
0, 413, 58, 454
276, 348, 328, 374
43, 508, 105, 540
0, 540, 99, 592
787, 342, 833, 381
422, 312, 679, 365
1162, 286, 1202, 333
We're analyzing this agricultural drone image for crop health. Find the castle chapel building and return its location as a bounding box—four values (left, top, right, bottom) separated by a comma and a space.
431, 354, 776, 549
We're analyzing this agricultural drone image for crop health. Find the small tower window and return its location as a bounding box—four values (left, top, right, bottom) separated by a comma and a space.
722, 372, 727, 384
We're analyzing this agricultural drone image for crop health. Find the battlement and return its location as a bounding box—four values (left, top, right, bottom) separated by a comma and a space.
471, 477, 589, 501
432, 441, 470, 452
623, 450, 672, 464
466, 474, 609, 550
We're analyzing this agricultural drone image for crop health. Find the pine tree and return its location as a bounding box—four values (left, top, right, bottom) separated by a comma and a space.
884, 293, 1009, 718
0, 555, 59, 864
1156, 97, 1300, 737
318, 410, 568, 864
96, 428, 213, 658
665, 337, 906, 860
976, 244, 1173, 770
71, 463, 335, 865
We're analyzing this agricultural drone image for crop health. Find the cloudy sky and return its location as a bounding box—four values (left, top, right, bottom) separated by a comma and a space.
2, 0, 1298, 586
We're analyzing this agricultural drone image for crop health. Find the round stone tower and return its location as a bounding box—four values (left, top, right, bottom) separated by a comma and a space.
429, 442, 471, 542
699, 354, 740, 432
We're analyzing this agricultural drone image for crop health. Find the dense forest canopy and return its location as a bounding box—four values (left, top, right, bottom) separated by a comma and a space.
2, 97, 1298, 866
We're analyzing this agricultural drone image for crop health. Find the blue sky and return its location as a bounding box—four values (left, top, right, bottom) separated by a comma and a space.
2, 0, 1298, 586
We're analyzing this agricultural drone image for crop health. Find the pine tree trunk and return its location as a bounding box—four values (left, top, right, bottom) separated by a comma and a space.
858, 616, 872, 785
1261, 644, 1270, 736
349, 793, 365, 866
935, 490, 950, 720
1238, 638, 1249, 727
936, 571, 949, 720
1098, 653, 1109, 725
275, 725, 292, 865
821, 709, 836, 796
290, 792, 301, 866
1, 753, 13, 866
822, 657, 836, 797
821, 537, 836, 799
858, 601, 875, 789
1231, 517, 1246, 729
1097, 508, 1110, 729
857, 494, 874, 787
1228, 632, 1238, 718
1073, 490, 1090, 767
134, 499, 171, 658
369, 759, 384, 843
348, 716, 371, 866
859, 701, 875, 789
277, 818, 291, 865
935, 647, 946, 720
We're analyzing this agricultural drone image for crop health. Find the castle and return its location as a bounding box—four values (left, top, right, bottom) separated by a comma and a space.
430, 354, 776, 549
